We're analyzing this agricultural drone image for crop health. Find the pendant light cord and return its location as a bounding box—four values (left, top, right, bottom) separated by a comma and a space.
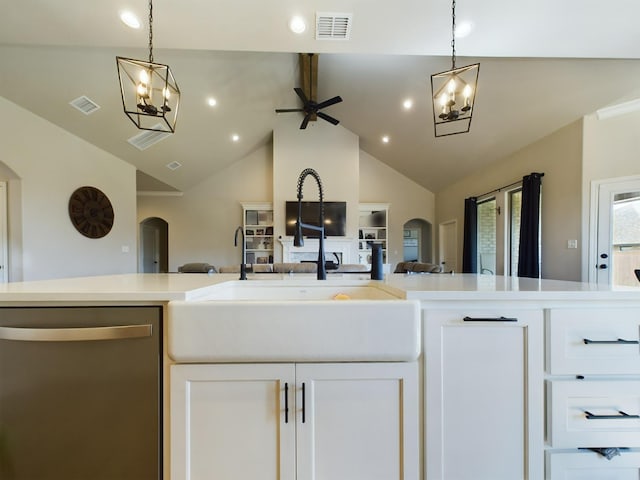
450, 0, 456, 70
148, 0, 154, 63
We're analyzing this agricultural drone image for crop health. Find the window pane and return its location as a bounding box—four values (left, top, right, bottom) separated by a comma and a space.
612, 192, 640, 286
509, 190, 522, 276
477, 198, 496, 275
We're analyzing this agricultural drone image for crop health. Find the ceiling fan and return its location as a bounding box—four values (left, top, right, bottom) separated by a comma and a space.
276, 53, 343, 129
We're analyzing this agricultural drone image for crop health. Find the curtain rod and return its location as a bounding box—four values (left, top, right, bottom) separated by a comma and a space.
473, 172, 544, 200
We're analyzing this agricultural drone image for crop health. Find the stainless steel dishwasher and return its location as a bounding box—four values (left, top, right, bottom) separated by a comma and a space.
0, 306, 162, 480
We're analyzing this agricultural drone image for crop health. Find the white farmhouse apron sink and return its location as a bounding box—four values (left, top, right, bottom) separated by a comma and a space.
168, 280, 420, 362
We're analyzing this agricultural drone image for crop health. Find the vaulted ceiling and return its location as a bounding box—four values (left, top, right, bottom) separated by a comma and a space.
1, 0, 639, 192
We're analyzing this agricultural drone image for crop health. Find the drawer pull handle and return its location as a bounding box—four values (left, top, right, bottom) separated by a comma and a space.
284, 382, 289, 424
584, 410, 640, 420
583, 338, 639, 345
463, 316, 517, 322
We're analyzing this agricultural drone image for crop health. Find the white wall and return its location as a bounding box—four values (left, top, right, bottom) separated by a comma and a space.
582, 111, 640, 280
273, 115, 360, 262
436, 120, 583, 281
139, 116, 436, 271
0, 97, 137, 281
359, 150, 436, 266
137, 143, 273, 272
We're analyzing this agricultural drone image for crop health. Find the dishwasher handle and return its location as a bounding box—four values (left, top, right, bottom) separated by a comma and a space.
0, 324, 153, 342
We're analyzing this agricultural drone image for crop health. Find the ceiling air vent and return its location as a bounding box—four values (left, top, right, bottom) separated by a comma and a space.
316, 12, 353, 40
127, 124, 172, 151
69, 95, 101, 115
166, 161, 182, 171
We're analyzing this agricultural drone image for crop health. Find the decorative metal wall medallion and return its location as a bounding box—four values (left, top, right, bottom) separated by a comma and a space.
68, 186, 114, 238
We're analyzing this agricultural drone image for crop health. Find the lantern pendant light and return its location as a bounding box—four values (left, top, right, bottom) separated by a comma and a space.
116, 0, 180, 133
430, 0, 479, 137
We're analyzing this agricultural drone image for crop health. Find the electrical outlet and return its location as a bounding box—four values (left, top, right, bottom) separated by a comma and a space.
567, 239, 578, 249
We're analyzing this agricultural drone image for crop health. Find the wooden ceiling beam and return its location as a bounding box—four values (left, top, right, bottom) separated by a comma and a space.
299, 52, 318, 121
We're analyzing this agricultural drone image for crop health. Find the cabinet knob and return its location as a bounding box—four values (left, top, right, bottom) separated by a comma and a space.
598, 264, 608, 269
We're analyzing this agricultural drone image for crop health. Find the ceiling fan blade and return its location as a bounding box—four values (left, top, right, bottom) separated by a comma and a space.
316, 95, 343, 110
294, 87, 309, 105
300, 113, 312, 129
275, 108, 304, 113
316, 111, 340, 126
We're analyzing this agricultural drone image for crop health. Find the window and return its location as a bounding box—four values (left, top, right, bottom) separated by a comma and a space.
476, 186, 522, 276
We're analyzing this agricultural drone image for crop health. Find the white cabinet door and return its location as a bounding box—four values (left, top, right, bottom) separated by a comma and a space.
296, 362, 419, 480
425, 309, 544, 480
171, 363, 296, 480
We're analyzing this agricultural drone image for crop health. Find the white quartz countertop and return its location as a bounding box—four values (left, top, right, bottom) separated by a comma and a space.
0, 272, 638, 303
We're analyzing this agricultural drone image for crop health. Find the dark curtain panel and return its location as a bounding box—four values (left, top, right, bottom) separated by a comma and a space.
462, 197, 478, 273
517, 172, 543, 278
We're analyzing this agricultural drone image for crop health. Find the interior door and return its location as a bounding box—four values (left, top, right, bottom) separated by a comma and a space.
438, 220, 457, 273
141, 223, 160, 273
594, 177, 640, 286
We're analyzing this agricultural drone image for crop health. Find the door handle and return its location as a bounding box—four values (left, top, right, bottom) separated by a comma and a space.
284, 382, 289, 423
301, 382, 306, 424
0, 324, 153, 342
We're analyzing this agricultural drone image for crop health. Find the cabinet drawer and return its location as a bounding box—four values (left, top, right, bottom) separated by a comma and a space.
546, 449, 640, 480
547, 380, 640, 448
547, 308, 640, 375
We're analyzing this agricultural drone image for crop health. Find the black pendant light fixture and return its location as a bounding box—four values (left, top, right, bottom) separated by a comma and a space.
430, 0, 479, 137
116, 0, 180, 133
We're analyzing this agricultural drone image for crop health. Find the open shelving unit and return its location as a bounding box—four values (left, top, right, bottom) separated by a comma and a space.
241, 202, 273, 265
358, 203, 389, 266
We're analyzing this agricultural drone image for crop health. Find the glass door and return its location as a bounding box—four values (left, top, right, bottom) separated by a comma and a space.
476, 186, 522, 276
595, 178, 640, 286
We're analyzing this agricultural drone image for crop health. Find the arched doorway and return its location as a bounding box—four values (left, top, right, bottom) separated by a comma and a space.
402, 218, 432, 263
139, 217, 169, 273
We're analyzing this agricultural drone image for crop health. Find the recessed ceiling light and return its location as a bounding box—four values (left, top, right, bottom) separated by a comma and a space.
207, 97, 217, 107
289, 16, 307, 34
403, 99, 413, 110
120, 11, 141, 29
382, 135, 390, 144
231, 134, 240, 142
455, 21, 473, 38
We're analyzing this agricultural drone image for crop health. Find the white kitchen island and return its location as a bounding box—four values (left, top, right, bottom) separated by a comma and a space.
1, 273, 639, 480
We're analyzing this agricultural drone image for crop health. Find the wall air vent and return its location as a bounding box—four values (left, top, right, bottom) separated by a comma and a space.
127, 124, 172, 150
316, 12, 353, 40
69, 95, 101, 115
166, 161, 182, 170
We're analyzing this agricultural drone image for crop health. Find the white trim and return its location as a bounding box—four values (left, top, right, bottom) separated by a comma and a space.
137, 191, 183, 197
278, 237, 356, 264
596, 98, 640, 120
0, 182, 7, 282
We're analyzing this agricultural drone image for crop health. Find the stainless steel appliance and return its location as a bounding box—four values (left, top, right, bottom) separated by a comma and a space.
0, 306, 161, 480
